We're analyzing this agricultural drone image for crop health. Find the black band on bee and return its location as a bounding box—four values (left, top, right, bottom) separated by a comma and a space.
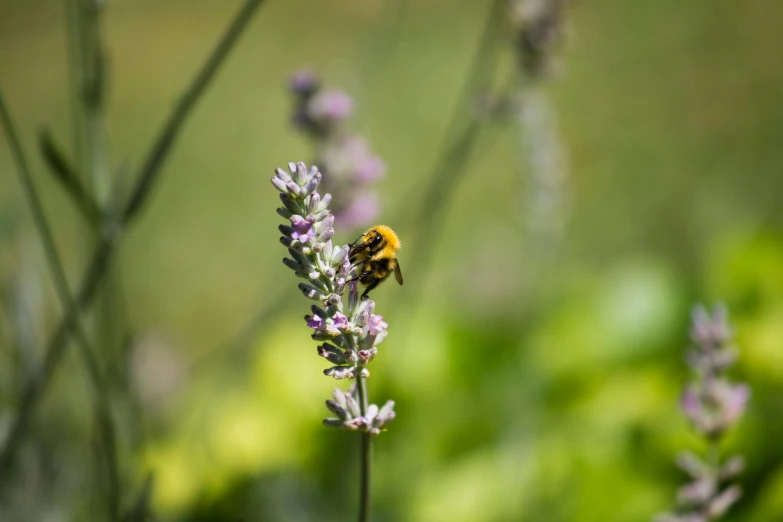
368, 232, 384, 250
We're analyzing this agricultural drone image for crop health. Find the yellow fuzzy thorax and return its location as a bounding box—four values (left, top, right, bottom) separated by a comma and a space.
370, 225, 401, 251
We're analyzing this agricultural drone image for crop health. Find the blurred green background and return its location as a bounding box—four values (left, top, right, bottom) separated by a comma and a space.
1, 0, 782, 520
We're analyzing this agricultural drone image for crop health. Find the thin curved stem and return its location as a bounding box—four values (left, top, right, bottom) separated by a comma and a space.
0, 87, 119, 518
400, 0, 507, 274
355, 375, 372, 522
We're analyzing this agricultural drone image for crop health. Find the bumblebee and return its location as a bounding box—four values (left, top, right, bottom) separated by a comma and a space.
348, 225, 403, 299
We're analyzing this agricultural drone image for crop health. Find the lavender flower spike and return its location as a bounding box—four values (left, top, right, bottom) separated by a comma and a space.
655, 304, 749, 522
272, 161, 396, 436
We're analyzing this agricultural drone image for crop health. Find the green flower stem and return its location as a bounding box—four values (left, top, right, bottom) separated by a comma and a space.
65, 1, 122, 517
356, 374, 372, 522
0, 86, 119, 519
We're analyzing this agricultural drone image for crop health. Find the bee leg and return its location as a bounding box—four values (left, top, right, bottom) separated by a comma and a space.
361, 279, 382, 299
347, 271, 373, 284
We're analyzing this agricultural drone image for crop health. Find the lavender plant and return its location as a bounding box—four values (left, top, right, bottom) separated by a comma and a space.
655, 305, 750, 522
288, 70, 386, 231
271, 161, 396, 521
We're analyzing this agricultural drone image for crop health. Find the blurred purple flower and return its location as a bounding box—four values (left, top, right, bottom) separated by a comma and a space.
680, 385, 702, 423
289, 68, 319, 95
355, 155, 387, 183
690, 305, 731, 349
720, 382, 750, 426
308, 89, 354, 123
287, 70, 387, 231
335, 193, 379, 230
657, 304, 748, 522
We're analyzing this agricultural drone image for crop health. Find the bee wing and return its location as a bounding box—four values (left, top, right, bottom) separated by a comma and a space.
394, 262, 403, 285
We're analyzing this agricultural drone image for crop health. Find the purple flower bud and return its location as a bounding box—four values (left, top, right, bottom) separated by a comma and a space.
318, 227, 334, 243
271, 175, 289, 193
365, 404, 379, 422
368, 314, 388, 336
332, 312, 349, 329
308, 191, 321, 210
319, 214, 335, 229
357, 348, 377, 363
304, 172, 321, 195
690, 305, 731, 348
332, 387, 347, 407
706, 486, 742, 518
299, 283, 325, 301
294, 161, 309, 185
331, 246, 349, 268
678, 478, 715, 505
285, 181, 301, 196
275, 167, 293, 183
325, 399, 349, 420
310, 304, 328, 317
278, 224, 294, 237
675, 451, 706, 479
346, 417, 366, 430
721, 383, 750, 426
378, 401, 395, 423
290, 215, 316, 243
307, 315, 325, 330
720, 456, 745, 480
316, 343, 344, 364
311, 331, 334, 342
283, 257, 302, 272
324, 366, 356, 380
344, 386, 361, 416
680, 385, 702, 422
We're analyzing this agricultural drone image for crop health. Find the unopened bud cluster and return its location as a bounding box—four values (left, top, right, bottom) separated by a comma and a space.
324, 385, 396, 436
272, 161, 395, 435
655, 305, 749, 522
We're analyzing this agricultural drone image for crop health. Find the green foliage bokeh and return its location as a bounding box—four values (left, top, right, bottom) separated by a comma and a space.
0, 0, 782, 520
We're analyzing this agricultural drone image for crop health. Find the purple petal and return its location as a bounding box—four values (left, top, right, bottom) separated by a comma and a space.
307, 315, 324, 330
332, 312, 349, 329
